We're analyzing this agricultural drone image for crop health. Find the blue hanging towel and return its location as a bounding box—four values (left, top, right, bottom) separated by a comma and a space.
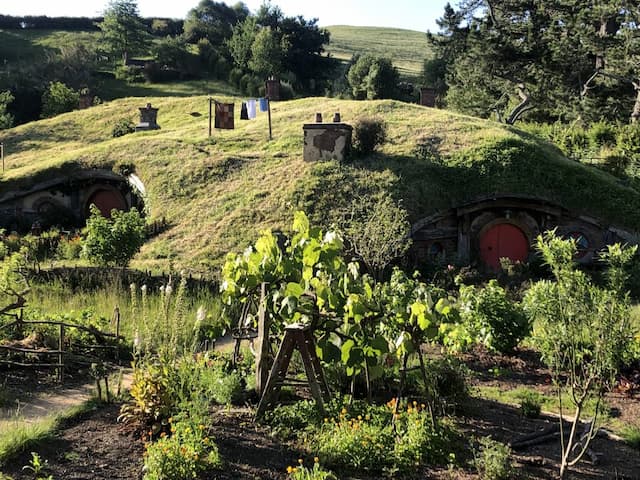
247, 99, 257, 119
259, 97, 269, 112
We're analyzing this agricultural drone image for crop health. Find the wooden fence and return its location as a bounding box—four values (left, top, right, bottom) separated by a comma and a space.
0, 308, 123, 383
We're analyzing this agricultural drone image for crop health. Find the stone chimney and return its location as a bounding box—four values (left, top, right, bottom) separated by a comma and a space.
303, 117, 352, 162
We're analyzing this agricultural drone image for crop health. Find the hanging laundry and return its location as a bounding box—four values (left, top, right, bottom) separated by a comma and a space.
259, 97, 269, 112
215, 102, 234, 129
247, 99, 257, 119
240, 102, 249, 120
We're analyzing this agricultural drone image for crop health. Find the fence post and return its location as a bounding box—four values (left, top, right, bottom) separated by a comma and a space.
58, 324, 65, 383
114, 306, 121, 364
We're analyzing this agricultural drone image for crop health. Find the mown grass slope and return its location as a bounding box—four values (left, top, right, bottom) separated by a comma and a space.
325, 25, 431, 80
1, 95, 639, 275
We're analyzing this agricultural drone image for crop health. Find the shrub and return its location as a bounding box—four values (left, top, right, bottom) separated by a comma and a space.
589, 121, 617, 148
57, 235, 83, 260
114, 65, 145, 83
143, 417, 220, 480
352, 116, 387, 156
429, 357, 469, 413
41, 81, 80, 118
459, 280, 530, 354
519, 390, 542, 418
287, 459, 337, 480
82, 205, 146, 268
475, 437, 513, 480
112, 117, 136, 138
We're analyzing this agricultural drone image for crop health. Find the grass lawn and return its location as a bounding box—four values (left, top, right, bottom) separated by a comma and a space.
325, 25, 432, 81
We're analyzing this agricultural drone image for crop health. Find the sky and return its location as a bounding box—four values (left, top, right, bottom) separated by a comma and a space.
0, 0, 450, 33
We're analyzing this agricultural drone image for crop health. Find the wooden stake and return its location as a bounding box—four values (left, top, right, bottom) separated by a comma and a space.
208, 97, 213, 137
58, 324, 65, 383
255, 283, 270, 394
267, 97, 272, 141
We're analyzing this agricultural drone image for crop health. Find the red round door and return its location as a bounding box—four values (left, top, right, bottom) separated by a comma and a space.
479, 223, 529, 271
87, 189, 126, 218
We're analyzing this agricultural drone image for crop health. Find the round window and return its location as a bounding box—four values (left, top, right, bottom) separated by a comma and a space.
569, 232, 590, 258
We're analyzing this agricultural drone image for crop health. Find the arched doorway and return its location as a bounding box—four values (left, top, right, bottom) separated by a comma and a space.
87, 189, 127, 218
479, 223, 529, 271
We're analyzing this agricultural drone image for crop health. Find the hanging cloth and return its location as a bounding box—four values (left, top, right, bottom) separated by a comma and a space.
214, 102, 234, 129
240, 102, 249, 120
259, 97, 269, 112
247, 99, 257, 119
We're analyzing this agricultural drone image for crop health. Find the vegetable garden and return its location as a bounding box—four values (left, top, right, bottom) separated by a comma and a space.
1, 211, 639, 479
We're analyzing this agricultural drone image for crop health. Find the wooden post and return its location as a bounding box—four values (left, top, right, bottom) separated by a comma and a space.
58, 324, 65, 383
255, 283, 270, 395
267, 97, 272, 141
114, 306, 120, 364
208, 97, 213, 137
1, 142, 4, 172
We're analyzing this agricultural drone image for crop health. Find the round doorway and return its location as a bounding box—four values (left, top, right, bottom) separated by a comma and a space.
86, 189, 127, 218
479, 223, 529, 271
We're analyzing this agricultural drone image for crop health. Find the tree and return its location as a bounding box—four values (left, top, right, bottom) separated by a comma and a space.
347, 54, 399, 100
524, 231, 636, 479
82, 205, 146, 268
343, 195, 411, 281
98, 0, 151, 65
184, 0, 248, 46
248, 27, 288, 79
41, 81, 79, 118
0, 90, 14, 129
227, 16, 258, 71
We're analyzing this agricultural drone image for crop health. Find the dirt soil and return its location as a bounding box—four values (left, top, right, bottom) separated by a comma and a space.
1, 349, 639, 480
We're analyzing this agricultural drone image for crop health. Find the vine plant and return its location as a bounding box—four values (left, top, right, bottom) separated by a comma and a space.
221, 212, 460, 419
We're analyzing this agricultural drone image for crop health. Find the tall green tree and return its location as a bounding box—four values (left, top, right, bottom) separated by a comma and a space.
98, 0, 151, 65
0, 90, 14, 129
429, 1, 640, 124
347, 54, 399, 100
184, 0, 248, 46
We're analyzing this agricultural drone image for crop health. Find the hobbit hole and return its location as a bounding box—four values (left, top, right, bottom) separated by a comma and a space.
410, 195, 631, 270
0, 169, 144, 231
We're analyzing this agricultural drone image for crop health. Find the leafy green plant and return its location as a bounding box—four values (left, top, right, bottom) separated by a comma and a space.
459, 280, 529, 354
352, 116, 387, 156
524, 232, 636, 479
286, 458, 337, 480
519, 390, 542, 418
82, 205, 146, 268
112, 117, 136, 138
475, 437, 513, 480
143, 417, 220, 480
41, 81, 79, 118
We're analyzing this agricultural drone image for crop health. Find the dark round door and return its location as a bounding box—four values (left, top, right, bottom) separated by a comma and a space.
87, 189, 126, 218
479, 223, 529, 271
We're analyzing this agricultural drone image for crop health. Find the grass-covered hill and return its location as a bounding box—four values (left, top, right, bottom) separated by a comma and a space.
325, 25, 431, 80
1, 95, 639, 275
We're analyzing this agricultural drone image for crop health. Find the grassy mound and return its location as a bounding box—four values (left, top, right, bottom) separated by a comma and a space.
325, 25, 431, 80
1, 95, 639, 275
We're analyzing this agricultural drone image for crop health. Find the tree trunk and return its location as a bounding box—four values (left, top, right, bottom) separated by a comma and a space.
630, 81, 640, 124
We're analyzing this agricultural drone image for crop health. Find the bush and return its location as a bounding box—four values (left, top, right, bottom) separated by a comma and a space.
41, 81, 79, 118
519, 390, 542, 418
476, 437, 513, 480
589, 121, 617, 148
143, 417, 220, 480
347, 54, 399, 100
112, 117, 136, 138
114, 65, 145, 83
352, 116, 387, 156
459, 280, 530, 354
429, 357, 469, 413
82, 206, 146, 268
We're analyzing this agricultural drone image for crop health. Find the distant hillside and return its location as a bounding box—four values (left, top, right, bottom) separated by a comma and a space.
2, 95, 639, 275
325, 25, 431, 80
